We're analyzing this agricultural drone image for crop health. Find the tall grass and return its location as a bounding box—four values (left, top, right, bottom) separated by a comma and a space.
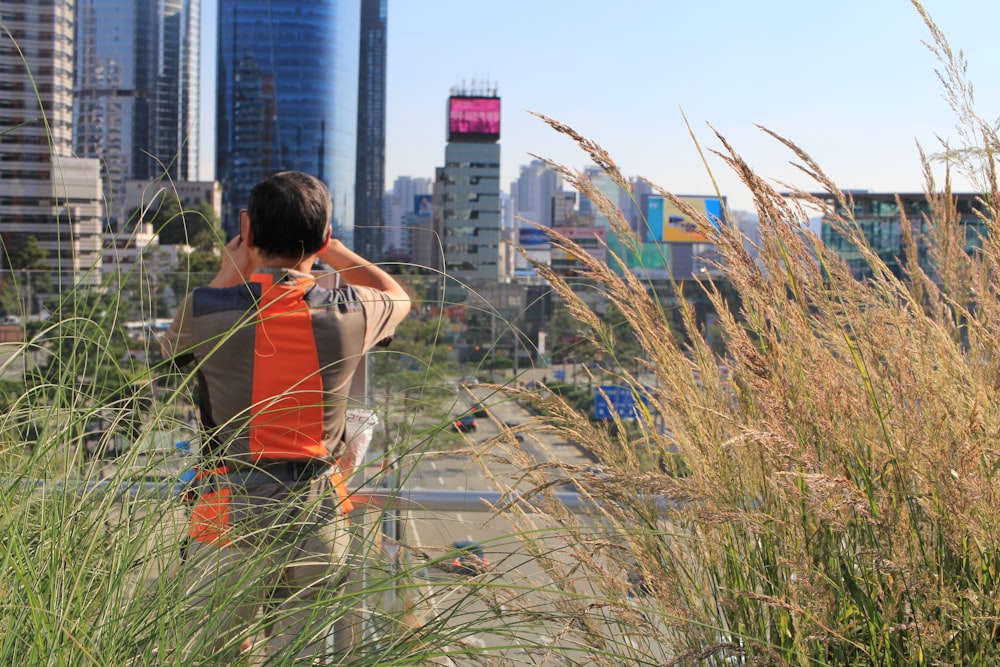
471, 4, 1000, 665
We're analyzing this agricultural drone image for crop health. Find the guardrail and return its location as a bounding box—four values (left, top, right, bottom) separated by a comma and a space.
21, 478, 678, 515
23, 478, 597, 512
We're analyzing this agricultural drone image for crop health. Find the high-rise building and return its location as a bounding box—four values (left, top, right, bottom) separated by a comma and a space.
411, 169, 445, 275
216, 0, 361, 238
384, 176, 430, 262
353, 0, 387, 261
579, 165, 631, 231
0, 0, 104, 288
510, 160, 562, 277
439, 87, 503, 286
73, 0, 200, 228
511, 159, 562, 229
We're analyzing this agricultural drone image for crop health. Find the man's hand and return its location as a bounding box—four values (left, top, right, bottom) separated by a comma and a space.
208, 235, 252, 288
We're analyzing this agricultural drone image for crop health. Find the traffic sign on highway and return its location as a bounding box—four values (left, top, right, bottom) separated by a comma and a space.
594, 385, 644, 420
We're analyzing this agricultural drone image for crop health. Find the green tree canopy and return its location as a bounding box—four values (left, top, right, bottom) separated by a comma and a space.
3, 233, 47, 271
130, 195, 219, 247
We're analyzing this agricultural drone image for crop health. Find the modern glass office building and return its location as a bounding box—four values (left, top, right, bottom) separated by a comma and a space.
216, 0, 361, 238
74, 0, 200, 228
818, 191, 989, 281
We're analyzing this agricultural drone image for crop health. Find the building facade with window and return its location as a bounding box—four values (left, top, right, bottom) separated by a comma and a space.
818, 191, 988, 280
352, 0, 387, 261
438, 91, 503, 286
73, 0, 200, 229
0, 0, 104, 288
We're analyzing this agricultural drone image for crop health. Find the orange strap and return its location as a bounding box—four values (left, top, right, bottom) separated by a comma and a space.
329, 467, 354, 514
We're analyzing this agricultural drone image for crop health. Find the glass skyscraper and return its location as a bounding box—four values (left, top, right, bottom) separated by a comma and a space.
216, 0, 361, 238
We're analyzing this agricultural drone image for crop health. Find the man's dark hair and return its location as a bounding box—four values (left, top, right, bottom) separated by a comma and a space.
247, 171, 331, 259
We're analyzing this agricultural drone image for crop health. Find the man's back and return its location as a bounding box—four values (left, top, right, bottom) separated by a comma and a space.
170, 267, 395, 466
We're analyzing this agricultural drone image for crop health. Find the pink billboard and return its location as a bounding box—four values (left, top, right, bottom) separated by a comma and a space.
448, 96, 500, 139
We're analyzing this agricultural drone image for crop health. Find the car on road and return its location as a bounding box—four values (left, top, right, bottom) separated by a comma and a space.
443, 541, 488, 575
460, 376, 479, 386
453, 413, 477, 432
469, 400, 489, 417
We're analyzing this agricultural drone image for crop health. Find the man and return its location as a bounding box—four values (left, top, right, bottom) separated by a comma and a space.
162, 171, 410, 662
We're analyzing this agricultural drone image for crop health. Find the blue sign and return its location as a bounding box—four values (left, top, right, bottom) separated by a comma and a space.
519, 227, 550, 247
704, 197, 725, 230
594, 385, 642, 420
414, 194, 432, 217
644, 196, 664, 242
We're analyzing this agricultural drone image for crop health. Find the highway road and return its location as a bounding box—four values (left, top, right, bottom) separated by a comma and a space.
361, 383, 668, 662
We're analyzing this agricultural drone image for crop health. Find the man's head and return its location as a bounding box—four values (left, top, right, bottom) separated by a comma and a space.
243, 171, 331, 260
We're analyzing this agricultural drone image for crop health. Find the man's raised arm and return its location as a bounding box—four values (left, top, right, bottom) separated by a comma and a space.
317, 239, 411, 328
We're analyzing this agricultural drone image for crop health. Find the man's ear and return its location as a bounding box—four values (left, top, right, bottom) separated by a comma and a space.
318, 226, 332, 253
240, 210, 254, 248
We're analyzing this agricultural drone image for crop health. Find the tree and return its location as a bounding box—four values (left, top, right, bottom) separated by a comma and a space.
369, 314, 458, 444
4, 233, 46, 272
161, 206, 225, 296
0, 234, 49, 317
131, 194, 219, 247
546, 306, 582, 364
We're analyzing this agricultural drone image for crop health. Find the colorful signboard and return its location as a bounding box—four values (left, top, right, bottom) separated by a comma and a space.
644, 195, 726, 243
448, 96, 501, 140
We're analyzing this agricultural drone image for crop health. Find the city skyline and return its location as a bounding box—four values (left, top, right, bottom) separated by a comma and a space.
389, 0, 1000, 214
198, 1, 1000, 214
202, 0, 1000, 214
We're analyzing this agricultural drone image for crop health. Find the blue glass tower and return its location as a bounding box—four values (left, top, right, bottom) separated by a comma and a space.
216, 0, 360, 237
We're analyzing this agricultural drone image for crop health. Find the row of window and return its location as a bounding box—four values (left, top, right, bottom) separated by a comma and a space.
443, 245, 500, 256
1, 47, 59, 60
2, 30, 56, 41
0, 133, 50, 149
445, 226, 481, 237
444, 192, 498, 203
443, 210, 502, 221
0, 63, 68, 77
444, 174, 499, 186
445, 261, 497, 272
0, 81, 55, 93
444, 161, 500, 169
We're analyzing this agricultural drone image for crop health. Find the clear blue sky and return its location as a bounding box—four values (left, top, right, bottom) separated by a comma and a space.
200, 0, 1000, 212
